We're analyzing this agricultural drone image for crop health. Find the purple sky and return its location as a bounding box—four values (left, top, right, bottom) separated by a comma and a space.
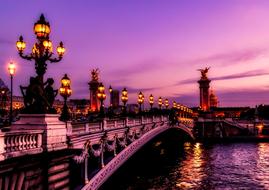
1, 0, 269, 107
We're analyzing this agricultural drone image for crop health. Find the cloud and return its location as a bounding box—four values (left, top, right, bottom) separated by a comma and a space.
190, 47, 268, 66
108, 85, 157, 94
0, 38, 13, 45
108, 57, 164, 77
217, 89, 269, 106
177, 69, 269, 85
169, 88, 269, 107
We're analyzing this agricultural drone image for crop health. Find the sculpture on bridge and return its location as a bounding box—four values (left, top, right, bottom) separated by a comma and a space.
198, 67, 210, 79
20, 77, 57, 114
16, 14, 66, 114
91, 68, 100, 81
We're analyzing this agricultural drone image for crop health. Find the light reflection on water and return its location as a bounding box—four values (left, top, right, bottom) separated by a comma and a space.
173, 143, 269, 190
101, 139, 269, 190
176, 142, 205, 189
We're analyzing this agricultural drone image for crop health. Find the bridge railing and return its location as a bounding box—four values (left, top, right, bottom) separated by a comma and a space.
69, 115, 167, 136
67, 121, 102, 135
0, 130, 43, 161
179, 117, 194, 128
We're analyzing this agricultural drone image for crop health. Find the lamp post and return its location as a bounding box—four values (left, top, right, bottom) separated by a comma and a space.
97, 83, 106, 116
173, 101, 177, 109
121, 88, 128, 114
16, 14, 65, 113
164, 99, 169, 109
8, 62, 16, 124
158, 97, 162, 109
0, 89, 6, 111
149, 94, 154, 110
138, 92, 144, 112
109, 85, 113, 107
59, 74, 72, 121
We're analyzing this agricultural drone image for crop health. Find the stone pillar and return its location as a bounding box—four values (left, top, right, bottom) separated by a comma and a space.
102, 118, 107, 131
11, 114, 68, 152
89, 80, 100, 112
198, 78, 211, 111
84, 155, 89, 184
0, 132, 4, 161
100, 141, 105, 168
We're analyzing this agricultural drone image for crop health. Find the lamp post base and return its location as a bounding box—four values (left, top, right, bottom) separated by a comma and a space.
11, 114, 68, 151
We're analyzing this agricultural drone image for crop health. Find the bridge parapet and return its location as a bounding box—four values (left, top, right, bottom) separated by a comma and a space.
0, 129, 43, 161
69, 115, 166, 136
179, 117, 194, 128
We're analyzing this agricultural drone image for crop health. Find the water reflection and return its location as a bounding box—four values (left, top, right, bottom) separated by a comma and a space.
175, 142, 206, 189
254, 143, 269, 189
101, 138, 269, 190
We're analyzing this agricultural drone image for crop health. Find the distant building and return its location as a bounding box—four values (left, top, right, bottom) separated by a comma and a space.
12, 96, 24, 110
209, 89, 218, 108
127, 104, 139, 114
0, 78, 10, 110
110, 90, 119, 108
211, 107, 250, 118
70, 99, 90, 115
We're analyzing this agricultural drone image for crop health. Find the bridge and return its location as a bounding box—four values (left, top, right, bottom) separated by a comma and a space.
194, 117, 263, 139
0, 112, 194, 190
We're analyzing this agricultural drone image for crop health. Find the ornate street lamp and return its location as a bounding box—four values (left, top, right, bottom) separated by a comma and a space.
137, 92, 144, 112
109, 85, 113, 107
8, 62, 16, 124
97, 83, 106, 116
109, 85, 113, 93
16, 14, 65, 113
158, 97, 162, 109
164, 99, 169, 109
0, 90, 6, 110
59, 74, 72, 121
121, 88, 128, 113
149, 94, 154, 110
173, 101, 177, 109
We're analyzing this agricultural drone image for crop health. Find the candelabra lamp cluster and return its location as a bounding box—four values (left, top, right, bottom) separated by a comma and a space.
59, 74, 72, 121
97, 83, 106, 116
158, 97, 163, 109
109, 85, 113, 107
121, 88, 128, 113
137, 92, 144, 112
164, 99, 169, 109
173, 101, 177, 109
16, 14, 65, 114
149, 94, 154, 109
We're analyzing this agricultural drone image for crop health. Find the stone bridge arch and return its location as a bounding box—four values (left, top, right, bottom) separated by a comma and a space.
81, 122, 194, 190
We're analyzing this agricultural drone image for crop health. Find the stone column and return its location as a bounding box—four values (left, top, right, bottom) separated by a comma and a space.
100, 141, 105, 168
84, 155, 89, 184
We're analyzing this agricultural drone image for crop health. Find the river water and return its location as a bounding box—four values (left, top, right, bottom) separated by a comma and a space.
100, 129, 269, 190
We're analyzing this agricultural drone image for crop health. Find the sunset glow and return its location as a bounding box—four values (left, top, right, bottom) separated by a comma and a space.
1, 0, 269, 106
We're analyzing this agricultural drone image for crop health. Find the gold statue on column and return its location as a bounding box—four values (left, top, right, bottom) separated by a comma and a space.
198, 67, 210, 79
91, 68, 99, 82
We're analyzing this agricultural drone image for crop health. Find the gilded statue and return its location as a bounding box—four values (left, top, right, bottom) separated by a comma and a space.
198, 67, 210, 79
91, 68, 99, 81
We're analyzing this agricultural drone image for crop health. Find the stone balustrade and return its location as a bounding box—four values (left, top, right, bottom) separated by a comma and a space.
0, 114, 192, 161
70, 116, 165, 135
0, 130, 43, 161
179, 117, 194, 127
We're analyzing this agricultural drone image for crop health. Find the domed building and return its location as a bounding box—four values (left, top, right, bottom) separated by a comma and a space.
210, 89, 218, 108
